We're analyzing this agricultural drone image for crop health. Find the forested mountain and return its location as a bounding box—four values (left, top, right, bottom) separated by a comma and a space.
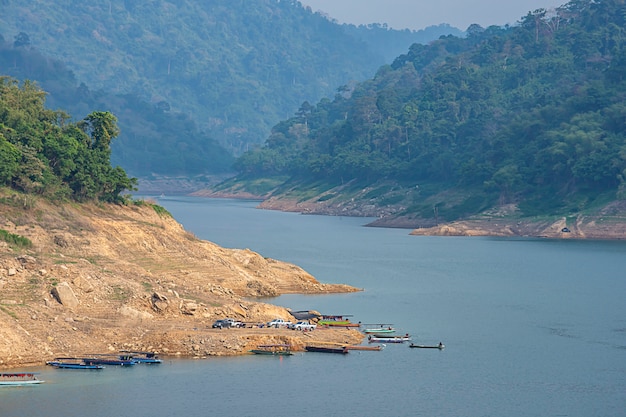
233, 0, 626, 221
0, 76, 135, 202
0, 0, 457, 166
0, 38, 234, 177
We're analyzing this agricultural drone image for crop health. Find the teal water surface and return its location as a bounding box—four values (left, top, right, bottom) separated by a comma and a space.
2, 197, 625, 417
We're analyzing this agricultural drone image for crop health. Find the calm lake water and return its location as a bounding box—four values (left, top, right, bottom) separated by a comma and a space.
2, 197, 625, 417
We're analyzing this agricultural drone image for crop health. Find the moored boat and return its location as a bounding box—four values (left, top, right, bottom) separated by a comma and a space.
368, 334, 411, 343
249, 344, 293, 356
317, 315, 360, 327
345, 345, 384, 351
82, 354, 137, 366
363, 327, 396, 334
305, 345, 349, 354
0, 373, 44, 385
120, 350, 163, 364
47, 358, 105, 369
409, 342, 445, 350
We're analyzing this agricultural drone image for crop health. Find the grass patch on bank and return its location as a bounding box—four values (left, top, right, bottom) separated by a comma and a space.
133, 199, 172, 218
0, 229, 32, 249
0, 306, 18, 319
150, 204, 171, 217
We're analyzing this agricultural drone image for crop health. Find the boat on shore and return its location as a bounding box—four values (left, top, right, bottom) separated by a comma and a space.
0, 373, 44, 385
368, 334, 411, 343
305, 345, 349, 354
288, 310, 321, 321
317, 315, 360, 327
47, 358, 105, 369
249, 344, 293, 356
120, 351, 163, 364
409, 342, 445, 350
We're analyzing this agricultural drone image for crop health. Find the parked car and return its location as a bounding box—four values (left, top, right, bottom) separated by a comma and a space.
266, 318, 292, 328
212, 318, 243, 329
289, 321, 316, 331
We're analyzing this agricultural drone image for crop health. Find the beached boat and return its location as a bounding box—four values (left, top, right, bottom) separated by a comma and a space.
409, 343, 445, 350
0, 373, 44, 385
82, 354, 137, 366
120, 351, 163, 364
305, 345, 349, 354
317, 315, 360, 327
289, 310, 321, 321
47, 358, 105, 369
368, 334, 411, 343
249, 344, 293, 356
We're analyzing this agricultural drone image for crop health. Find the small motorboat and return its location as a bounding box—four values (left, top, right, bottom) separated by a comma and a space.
249, 344, 293, 356
345, 345, 384, 351
363, 327, 396, 334
409, 342, 445, 350
368, 334, 411, 343
0, 373, 44, 385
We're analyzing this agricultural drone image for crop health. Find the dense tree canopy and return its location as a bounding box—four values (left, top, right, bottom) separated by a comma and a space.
0, 0, 457, 177
0, 76, 136, 202
235, 0, 626, 216
0, 0, 455, 157
0, 39, 235, 177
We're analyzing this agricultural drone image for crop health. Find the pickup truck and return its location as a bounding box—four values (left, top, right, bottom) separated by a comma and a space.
266, 318, 292, 328
212, 318, 243, 329
289, 321, 316, 331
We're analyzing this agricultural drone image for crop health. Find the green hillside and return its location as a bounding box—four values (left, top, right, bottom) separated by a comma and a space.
0, 38, 234, 177
0, 0, 456, 158
231, 0, 626, 223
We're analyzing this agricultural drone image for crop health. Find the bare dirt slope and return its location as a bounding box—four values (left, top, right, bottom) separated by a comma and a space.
0, 192, 362, 368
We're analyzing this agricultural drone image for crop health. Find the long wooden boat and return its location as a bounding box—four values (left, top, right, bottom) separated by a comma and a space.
305, 345, 349, 354
249, 344, 293, 356
317, 315, 360, 327
409, 343, 445, 350
0, 373, 44, 385
363, 327, 396, 334
47, 358, 105, 369
120, 351, 163, 364
345, 345, 384, 351
368, 334, 411, 343
82, 354, 137, 366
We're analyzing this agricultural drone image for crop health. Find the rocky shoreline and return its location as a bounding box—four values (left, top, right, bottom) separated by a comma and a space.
193, 189, 626, 239
0, 194, 364, 369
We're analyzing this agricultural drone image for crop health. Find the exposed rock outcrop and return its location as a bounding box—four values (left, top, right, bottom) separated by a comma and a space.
0, 194, 361, 368
50, 282, 79, 309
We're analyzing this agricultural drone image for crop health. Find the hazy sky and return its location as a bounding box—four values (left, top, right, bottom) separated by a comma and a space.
300, 0, 566, 31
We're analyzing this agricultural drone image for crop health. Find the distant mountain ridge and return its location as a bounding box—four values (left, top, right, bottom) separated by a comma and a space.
0, 0, 460, 165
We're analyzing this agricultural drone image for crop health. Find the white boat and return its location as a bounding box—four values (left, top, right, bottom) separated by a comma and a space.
368, 334, 411, 343
0, 373, 44, 385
